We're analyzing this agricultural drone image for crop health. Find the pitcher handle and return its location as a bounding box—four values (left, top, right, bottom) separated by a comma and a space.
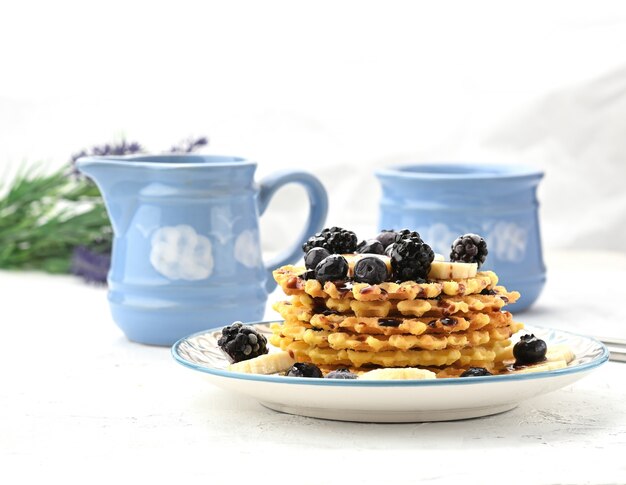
258, 170, 328, 293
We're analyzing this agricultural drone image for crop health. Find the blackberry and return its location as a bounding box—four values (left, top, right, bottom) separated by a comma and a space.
286, 362, 323, 378
326, 368, 358, 379
217, 322, 268, 363
353, 256, 388, 284
315, 255, 349, 283
513, 334, 547, 365
304, 247, 331, 270
356, 239, 385, 255
393, 229, 423, 244
460, 367, 492, 377
324, 226, 358, 253
450, 233, 488, 268
302, 234, 330, 253
302, 226, 357, 254
390, 238, 434, 281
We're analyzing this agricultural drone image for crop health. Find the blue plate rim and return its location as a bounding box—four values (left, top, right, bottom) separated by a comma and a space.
171, 321, 609, 387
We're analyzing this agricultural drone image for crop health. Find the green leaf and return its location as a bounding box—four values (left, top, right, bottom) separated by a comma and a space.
0, 164, 112, 273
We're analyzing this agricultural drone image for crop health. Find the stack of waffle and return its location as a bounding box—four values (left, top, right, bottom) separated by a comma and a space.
270, 263, 523, 377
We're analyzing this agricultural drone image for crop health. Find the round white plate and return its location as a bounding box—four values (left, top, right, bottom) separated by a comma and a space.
172, 322, 608, 422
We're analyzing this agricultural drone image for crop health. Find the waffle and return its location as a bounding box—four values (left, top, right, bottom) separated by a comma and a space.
313, 342, 574, 379
293, 288, 520, 317
273, 265, 499, 301
271, 321, 522, 352
274, 290, 519, 321
274, 301, 513, 336
271, 335, 511, 368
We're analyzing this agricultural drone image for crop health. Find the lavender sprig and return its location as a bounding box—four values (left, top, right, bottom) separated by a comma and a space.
70, 140, 144, 172
168, 136, 209, 153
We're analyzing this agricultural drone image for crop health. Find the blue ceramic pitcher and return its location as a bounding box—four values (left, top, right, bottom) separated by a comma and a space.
77, 154, 328, 345
376, 163, 545, 312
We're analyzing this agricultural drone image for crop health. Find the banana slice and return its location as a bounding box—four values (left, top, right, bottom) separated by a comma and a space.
359, 367, 437, 380
228, 351, 296, 374
546, 344, 575, 364
428, 261, 477, 280
508, 360, 567, 374
434, 253, 445, 262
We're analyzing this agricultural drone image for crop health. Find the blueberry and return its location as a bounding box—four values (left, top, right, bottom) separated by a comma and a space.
356, 239, 385, 255
305, 247, 331, 270
513, 334, 547, 365
353, 256, 388, 284
460, 367, 492, 377
375, 230, 397, 249
326, 368, 358, 379
315, 255, 349, 284
286, 362, 323, 378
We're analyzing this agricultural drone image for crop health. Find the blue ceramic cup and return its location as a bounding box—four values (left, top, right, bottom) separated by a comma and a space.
77, 154, 328, 345
375, 163, 545, 312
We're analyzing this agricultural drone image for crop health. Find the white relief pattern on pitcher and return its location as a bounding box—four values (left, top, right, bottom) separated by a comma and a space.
486, 222, 527, 263
417, 223, 458, 257
210, 206, 241, 245
234, 229, 262, 268
150, 225, 214, 280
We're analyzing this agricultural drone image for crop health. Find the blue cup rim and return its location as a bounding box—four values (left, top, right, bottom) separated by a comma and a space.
376, 162, 544, 181
76, 154, 256, 170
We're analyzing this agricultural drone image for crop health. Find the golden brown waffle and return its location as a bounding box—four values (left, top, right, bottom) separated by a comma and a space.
275, 288, 519, 320
315, 342, 575, 378
273, 265, 499, 301
312, 311, 514, 335
270, 336, 511, 368
276, 312, 523, 336
274, 301, 513, 336
270, 320, 522, 352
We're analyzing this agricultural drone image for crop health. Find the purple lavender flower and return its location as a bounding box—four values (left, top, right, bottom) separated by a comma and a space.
71, 246, 111, 284
70, 140, 144, 176
168, 136, 209, 153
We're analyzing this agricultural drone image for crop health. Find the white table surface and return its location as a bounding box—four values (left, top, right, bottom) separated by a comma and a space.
2, 250, 626, 485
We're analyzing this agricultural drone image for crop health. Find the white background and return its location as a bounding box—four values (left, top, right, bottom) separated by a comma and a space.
1, 0, 626, 254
